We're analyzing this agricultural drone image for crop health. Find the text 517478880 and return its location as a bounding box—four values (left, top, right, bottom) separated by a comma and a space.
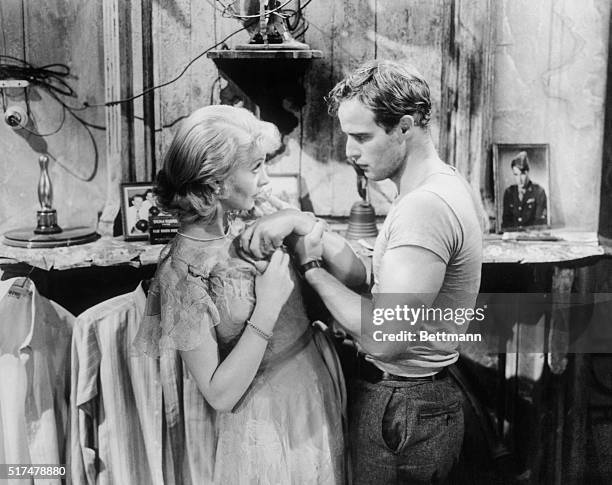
0, 464, 66, 479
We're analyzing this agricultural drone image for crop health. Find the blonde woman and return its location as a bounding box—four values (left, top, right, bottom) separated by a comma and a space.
135, 105, 348, 483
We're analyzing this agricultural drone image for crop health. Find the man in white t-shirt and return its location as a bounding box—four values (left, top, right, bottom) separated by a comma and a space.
239, 60, 483, 484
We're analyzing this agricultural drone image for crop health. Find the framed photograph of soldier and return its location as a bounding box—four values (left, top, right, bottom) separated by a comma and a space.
493, 143, 551, 233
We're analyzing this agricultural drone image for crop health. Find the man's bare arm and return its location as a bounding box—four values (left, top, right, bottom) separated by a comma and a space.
305, 244, 445, 358
320, 231, 367, 288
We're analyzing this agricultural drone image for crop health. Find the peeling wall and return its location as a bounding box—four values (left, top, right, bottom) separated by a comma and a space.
152, 0, 492, 217
0, 0, 106, 236
0, 0, 608, 234
493, 0, 610, 230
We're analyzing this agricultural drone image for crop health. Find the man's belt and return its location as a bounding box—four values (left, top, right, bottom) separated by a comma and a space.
356, 355, 449, 383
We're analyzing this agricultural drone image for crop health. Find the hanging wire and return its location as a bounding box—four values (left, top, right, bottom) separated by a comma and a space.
0, 0, 316, 156
46, 136, 99, 183
21, 99, 66, 137
208, 0, 295, 20
83, 25, 247, 108
0, 55, 77, 97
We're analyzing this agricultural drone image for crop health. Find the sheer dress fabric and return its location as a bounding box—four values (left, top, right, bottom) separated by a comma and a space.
133, 223, 346, 484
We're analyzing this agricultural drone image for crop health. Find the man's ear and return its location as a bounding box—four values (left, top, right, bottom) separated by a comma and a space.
398, 115, 415, 134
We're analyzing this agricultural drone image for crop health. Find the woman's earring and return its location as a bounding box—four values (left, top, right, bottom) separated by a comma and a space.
213, 185, 221, 196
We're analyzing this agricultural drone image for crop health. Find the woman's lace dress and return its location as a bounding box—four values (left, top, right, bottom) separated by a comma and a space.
134, 222, 346, 484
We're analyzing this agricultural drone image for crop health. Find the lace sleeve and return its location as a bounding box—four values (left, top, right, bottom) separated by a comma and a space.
133, 268, 220, 358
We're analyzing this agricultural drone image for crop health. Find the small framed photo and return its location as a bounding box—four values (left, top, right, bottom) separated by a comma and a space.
120, 182, 158, 241
493, 144, 551, 233
268, 173, 301, 209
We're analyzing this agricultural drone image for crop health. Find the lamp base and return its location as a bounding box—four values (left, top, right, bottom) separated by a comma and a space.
34, 209, 62, 234
3, 226, 99, 249
346, 201, 378, 239
235, 40, 310, 50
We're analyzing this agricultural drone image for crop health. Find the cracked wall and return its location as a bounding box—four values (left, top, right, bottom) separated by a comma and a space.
493, 0, 610, 230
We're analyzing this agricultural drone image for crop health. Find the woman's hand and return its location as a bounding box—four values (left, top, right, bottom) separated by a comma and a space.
253, 249, 294, 329
182, 248, 294, 413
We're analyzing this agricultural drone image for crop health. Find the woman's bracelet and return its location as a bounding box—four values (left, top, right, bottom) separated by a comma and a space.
246, 319, 273, 341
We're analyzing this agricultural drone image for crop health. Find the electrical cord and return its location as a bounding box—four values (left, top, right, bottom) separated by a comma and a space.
0, 0, 315, 125
209, 0, 312, 38
0, 1, 316, 144
0, 16, 249, 179
46, 142, 99, 183
46, 89, 106, 130
31, 90, 100, 181
133, 112, 190, 132
0, 56, 77, 98
21, 101, 66, 137
83, 25, 247, 108
209, 0, 294, 20
48, 109, 99, 182
206, 0, 235, 17
207, 0, 244, 18
0, 57, 99, 180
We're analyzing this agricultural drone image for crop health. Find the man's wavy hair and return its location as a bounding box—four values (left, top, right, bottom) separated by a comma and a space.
326, 59, 432, 132
155, 105, 280, 224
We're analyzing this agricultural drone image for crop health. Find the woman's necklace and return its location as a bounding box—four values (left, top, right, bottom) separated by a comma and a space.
177, 225, 231, 242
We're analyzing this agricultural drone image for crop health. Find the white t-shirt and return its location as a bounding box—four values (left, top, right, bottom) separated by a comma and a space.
370, 166, 483, 376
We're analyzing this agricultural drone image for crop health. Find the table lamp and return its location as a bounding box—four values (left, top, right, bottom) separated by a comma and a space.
346, 161, 378, 239
3, 155, 99, 248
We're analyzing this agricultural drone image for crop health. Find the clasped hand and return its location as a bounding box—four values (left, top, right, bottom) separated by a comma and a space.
239, 209, 326, 264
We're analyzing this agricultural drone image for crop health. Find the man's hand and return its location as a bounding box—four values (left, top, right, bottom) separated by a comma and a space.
291, 220, 326, 265
240, 209, 316, 259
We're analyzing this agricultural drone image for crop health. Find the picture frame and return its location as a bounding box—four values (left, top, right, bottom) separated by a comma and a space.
120, 182, 158, 241
493, 143, 551, 233
268, 173, 301, 210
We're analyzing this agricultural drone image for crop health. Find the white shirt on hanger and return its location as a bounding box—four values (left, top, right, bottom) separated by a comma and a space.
0, 278, 74, 485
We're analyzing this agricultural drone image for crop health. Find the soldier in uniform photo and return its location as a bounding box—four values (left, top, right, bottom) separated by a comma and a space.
501, 151, 548, 230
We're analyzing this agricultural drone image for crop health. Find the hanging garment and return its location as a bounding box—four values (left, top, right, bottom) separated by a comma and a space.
70, 283, 173, 485
0, 277, 74, 485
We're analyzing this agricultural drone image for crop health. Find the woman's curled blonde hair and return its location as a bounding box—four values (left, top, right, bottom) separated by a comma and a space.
155, 105, 281, 223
